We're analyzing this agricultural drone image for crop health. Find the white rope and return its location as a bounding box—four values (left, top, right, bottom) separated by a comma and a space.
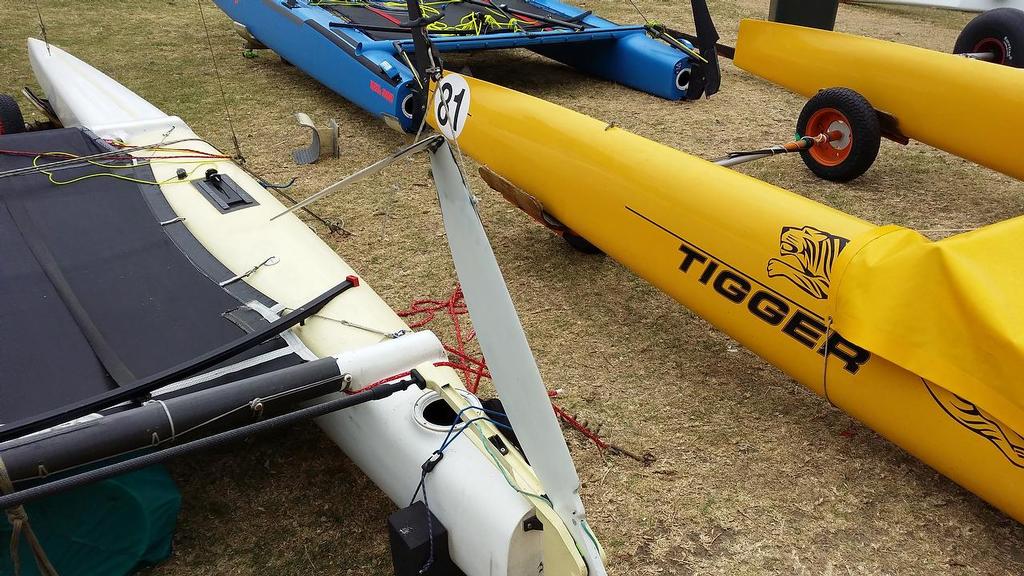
154, 400, 176, 442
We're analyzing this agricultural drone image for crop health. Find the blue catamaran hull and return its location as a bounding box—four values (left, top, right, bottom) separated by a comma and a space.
214, 0, 701, 132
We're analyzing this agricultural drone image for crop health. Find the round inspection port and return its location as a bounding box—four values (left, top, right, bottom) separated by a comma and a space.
676, 67, 691, 92
414, 390, 482, 433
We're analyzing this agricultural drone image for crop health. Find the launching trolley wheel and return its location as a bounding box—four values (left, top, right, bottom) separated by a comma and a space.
796, 88, 880, 183
954, 8, 1024, 68
0, 94, 26, 135
563, 231, 604, 255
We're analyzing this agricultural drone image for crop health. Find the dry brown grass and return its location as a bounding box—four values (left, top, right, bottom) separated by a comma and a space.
2, 0, 1023, 574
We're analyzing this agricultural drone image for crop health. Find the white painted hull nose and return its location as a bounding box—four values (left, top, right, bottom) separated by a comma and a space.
318, 385, 544, 575
323, 335, 544, 573
26, 38, 185, 140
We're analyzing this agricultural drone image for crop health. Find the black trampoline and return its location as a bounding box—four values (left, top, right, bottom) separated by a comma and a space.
0, 128, 303, 425
317, 0, 588, 41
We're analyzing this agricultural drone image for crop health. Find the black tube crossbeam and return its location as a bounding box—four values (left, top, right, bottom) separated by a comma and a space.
0, 357, 349, 484
0, 371, 426, 511
0, 277, 360, 444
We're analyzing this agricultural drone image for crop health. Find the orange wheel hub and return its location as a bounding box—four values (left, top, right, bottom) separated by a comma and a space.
974, 37, 1007, 64
806, 107, 853, 167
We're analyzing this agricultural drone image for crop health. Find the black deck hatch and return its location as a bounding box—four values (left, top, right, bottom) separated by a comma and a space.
194, 168, 257, 213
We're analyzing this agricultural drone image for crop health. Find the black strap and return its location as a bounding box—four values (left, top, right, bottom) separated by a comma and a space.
0, 278, 358, 443
681, 0, 725, 98
6, 199, 136, 385
405, 0, 436, 82
690, 0, 720, 52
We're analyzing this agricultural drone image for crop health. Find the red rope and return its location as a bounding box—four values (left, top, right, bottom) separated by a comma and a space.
380, 285, 611, 453
0, 149, 95, 158
338, 285, 623, 456
366, 5, 403, 24
347, 370, 412, 395
551, 403, 609, 450
396, 286, 491, 394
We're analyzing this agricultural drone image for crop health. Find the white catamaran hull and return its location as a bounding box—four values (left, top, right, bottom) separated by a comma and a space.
25, 38, 548, 575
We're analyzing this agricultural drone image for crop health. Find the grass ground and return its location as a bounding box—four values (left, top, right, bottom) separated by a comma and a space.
2, 0, 1024, 574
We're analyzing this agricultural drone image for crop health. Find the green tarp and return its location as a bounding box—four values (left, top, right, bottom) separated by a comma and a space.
0, 466, 180, 575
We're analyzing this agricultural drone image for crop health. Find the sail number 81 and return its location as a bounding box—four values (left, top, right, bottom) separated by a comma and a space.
437, 83, 465, 132
433, 74, 471, 139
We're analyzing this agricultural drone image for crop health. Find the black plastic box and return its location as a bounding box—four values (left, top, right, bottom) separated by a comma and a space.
388, 501, 465, 576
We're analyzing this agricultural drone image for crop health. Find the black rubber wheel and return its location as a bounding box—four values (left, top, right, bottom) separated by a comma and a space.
0, 94, 26, 135
954, 8, 1024, 68
796, 88, 880, 183
563, 231, 603, 255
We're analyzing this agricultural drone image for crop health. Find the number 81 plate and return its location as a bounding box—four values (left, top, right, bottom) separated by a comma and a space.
434, 74, 472, 140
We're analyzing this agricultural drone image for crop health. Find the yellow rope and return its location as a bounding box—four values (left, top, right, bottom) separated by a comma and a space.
312, 0, 526, 34
31, 152, 218, 187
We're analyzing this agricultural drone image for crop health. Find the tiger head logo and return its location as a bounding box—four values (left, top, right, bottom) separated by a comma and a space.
766, 225, 849, 300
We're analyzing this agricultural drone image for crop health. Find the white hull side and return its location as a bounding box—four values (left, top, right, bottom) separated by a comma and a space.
27, 38, 186, 140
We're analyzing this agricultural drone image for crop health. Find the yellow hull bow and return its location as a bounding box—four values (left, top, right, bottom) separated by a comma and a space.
428, 72, 1024, 526
734, 19, 1024, 180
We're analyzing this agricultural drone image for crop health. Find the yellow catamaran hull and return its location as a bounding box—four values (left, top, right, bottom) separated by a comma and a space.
733, 19, 1024, 181
428, 74, 1024, 525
